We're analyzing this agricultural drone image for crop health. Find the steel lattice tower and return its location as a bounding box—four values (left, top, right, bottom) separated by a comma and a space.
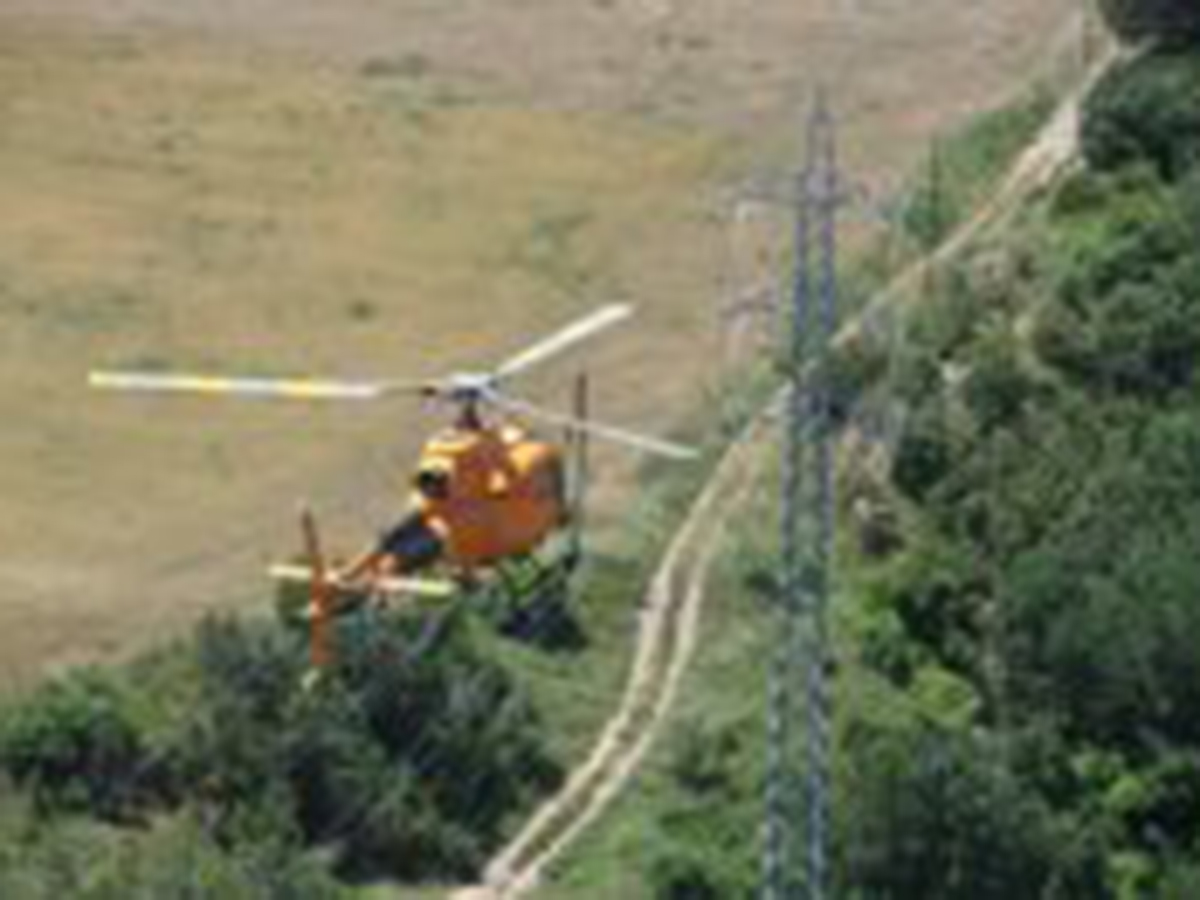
762, 95, 838, 900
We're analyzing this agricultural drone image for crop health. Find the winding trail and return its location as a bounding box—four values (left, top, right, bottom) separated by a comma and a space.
451, 38, 1119, 900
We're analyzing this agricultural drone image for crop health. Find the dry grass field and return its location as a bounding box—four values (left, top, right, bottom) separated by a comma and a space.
0, 0, 1075, 685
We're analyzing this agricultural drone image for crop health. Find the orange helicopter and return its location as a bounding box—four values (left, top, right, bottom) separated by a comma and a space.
90, 304, 695, 668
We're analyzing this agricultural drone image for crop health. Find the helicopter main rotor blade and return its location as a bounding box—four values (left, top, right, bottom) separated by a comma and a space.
493, 303, 633, 381
489, 391, 698, 460
89, 371, 430, 401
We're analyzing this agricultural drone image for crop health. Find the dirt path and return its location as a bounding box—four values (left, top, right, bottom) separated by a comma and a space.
450, 37, 1120, 900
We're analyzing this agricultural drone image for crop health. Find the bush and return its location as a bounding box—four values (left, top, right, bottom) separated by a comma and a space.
645, 719, 760, 900
0, 671, 149, 820
1037, 166, 1200, 399
1083, 51, 1200, 181
1040, 280, 1200, 397
1003, 429, 1200, 750
174, 611, 560, 882
842, 726, 1055, 899
961, 331, 1037, 432
649, 842, 731, 900
0, 814, 349, 900
0, 606, 562, 890
892, 404, 957, 501
1099, 0, 1200, 46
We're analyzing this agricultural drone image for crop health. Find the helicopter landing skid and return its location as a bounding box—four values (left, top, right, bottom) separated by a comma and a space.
268, 563, 457, 605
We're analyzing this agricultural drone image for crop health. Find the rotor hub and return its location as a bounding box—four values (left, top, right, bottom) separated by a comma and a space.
444, 372, 497, 403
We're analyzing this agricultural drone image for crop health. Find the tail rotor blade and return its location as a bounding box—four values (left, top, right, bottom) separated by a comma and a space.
489, 391, 698, 460
494, 304, 633, 380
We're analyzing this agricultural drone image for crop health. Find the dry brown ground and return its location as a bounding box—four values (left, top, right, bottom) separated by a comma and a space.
7, 1, 1085, 151
0, 0, 1075, 687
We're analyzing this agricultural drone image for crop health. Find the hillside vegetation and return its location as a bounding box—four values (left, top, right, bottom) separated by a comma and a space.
539, 11, 1200, 899
839, 23, 1200, 898
0, 607, 561, 896
1100, 0, 1200, 44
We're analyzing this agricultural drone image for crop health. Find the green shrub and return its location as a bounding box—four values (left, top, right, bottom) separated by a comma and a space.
173, 611, 560, 882
1099, 0, 1200, 46
841, 726, 1055, 900
668, 723, 742, 797
1038, 279, 1200, 397
1158, 861, 1200, 898
0, 671, 149, 820
649, 842, 730, 900
1003, 417, 1200, 750
0, 606, 562, 889
643, 718, 761, 900
0, 814, 348, 900
892, 404, 957, 501
961, 331, 1037, 432
1036, 164, 1200, 399
1083, 51, 1200, 181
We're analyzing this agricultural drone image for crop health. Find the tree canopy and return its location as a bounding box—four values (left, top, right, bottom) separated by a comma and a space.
1100, 0, 1200, 45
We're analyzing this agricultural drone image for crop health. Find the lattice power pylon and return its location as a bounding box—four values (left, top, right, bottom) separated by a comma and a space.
762, 94, 839, 900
